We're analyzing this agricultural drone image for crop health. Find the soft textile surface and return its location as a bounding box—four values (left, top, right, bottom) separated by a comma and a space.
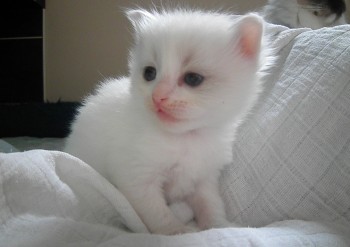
1, 24, 350, 246
0, 140, 18, 153
1, 151, 349, 246
222, 24, 350, 229
1, 137, 65, 152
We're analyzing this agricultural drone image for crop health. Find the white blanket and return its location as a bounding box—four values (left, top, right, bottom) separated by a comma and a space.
1, 151, 349, 247
1, 24, 350, 246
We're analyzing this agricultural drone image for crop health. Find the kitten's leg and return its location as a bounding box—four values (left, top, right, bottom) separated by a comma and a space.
187, 178, 237, 230
120, 185, 196, 235
169, 201, 194, 224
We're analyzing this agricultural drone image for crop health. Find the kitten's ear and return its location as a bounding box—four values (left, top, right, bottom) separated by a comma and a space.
126, 9, 155, 32
234, 14, 264, 59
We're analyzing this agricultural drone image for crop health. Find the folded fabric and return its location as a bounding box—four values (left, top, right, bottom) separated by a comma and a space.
1, 150, 349, 247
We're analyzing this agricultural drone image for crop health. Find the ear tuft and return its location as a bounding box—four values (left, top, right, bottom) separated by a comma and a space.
126, 9, 155, 31
236, 14, 264, 59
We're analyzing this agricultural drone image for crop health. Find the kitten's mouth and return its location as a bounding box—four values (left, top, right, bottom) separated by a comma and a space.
156, 108, 180, 123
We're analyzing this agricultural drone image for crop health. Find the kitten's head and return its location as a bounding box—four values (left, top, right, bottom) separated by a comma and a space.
127, 9, 267, 134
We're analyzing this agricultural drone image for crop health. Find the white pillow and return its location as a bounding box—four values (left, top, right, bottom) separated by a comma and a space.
222, 25, 350, 227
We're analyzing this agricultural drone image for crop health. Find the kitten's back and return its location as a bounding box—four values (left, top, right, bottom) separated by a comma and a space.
64, 77, 133, 176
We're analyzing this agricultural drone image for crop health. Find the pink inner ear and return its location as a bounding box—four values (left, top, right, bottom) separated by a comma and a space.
238, 17, 263, 59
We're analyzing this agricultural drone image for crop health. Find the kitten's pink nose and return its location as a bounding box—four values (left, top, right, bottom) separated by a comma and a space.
152, 94, 168, 106
152, 81, 173, 107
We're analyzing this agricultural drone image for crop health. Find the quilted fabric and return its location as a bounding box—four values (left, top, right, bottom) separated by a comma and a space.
222, 25, 350, 228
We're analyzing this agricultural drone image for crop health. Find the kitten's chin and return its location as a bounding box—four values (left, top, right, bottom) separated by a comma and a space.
152, 110, 198, 134
156, 109, 180, 124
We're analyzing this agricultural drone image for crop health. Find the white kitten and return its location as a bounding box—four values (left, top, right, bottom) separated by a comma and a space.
262, 0, 347, 29
65, 9, 269, 235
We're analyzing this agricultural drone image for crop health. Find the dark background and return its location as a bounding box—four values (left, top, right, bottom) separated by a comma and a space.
0, 1, 78, 138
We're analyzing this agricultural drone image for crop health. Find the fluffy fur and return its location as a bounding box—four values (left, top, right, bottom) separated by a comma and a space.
65, 9, 270, 235
263, 0, 347, 29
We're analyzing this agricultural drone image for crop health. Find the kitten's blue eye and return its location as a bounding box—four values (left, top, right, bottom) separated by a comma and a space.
143, 66, 157, 81
184, 72, 204, 87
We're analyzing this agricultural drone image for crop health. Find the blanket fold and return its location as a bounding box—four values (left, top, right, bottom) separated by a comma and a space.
1, 151, 349, 247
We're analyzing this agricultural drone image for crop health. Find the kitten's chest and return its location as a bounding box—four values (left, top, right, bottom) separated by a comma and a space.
162, 159, 203, 202
158, 134, 230, 202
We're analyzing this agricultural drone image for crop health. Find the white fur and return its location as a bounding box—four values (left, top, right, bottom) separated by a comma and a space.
262, 0, 347, 29
65, 9, 269, 235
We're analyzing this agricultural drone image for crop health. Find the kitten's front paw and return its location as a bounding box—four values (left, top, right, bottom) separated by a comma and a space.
153, 224, 198, 235
199, 218, 241, 230
184, 225, 200, 233
214, 220, 241, 229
